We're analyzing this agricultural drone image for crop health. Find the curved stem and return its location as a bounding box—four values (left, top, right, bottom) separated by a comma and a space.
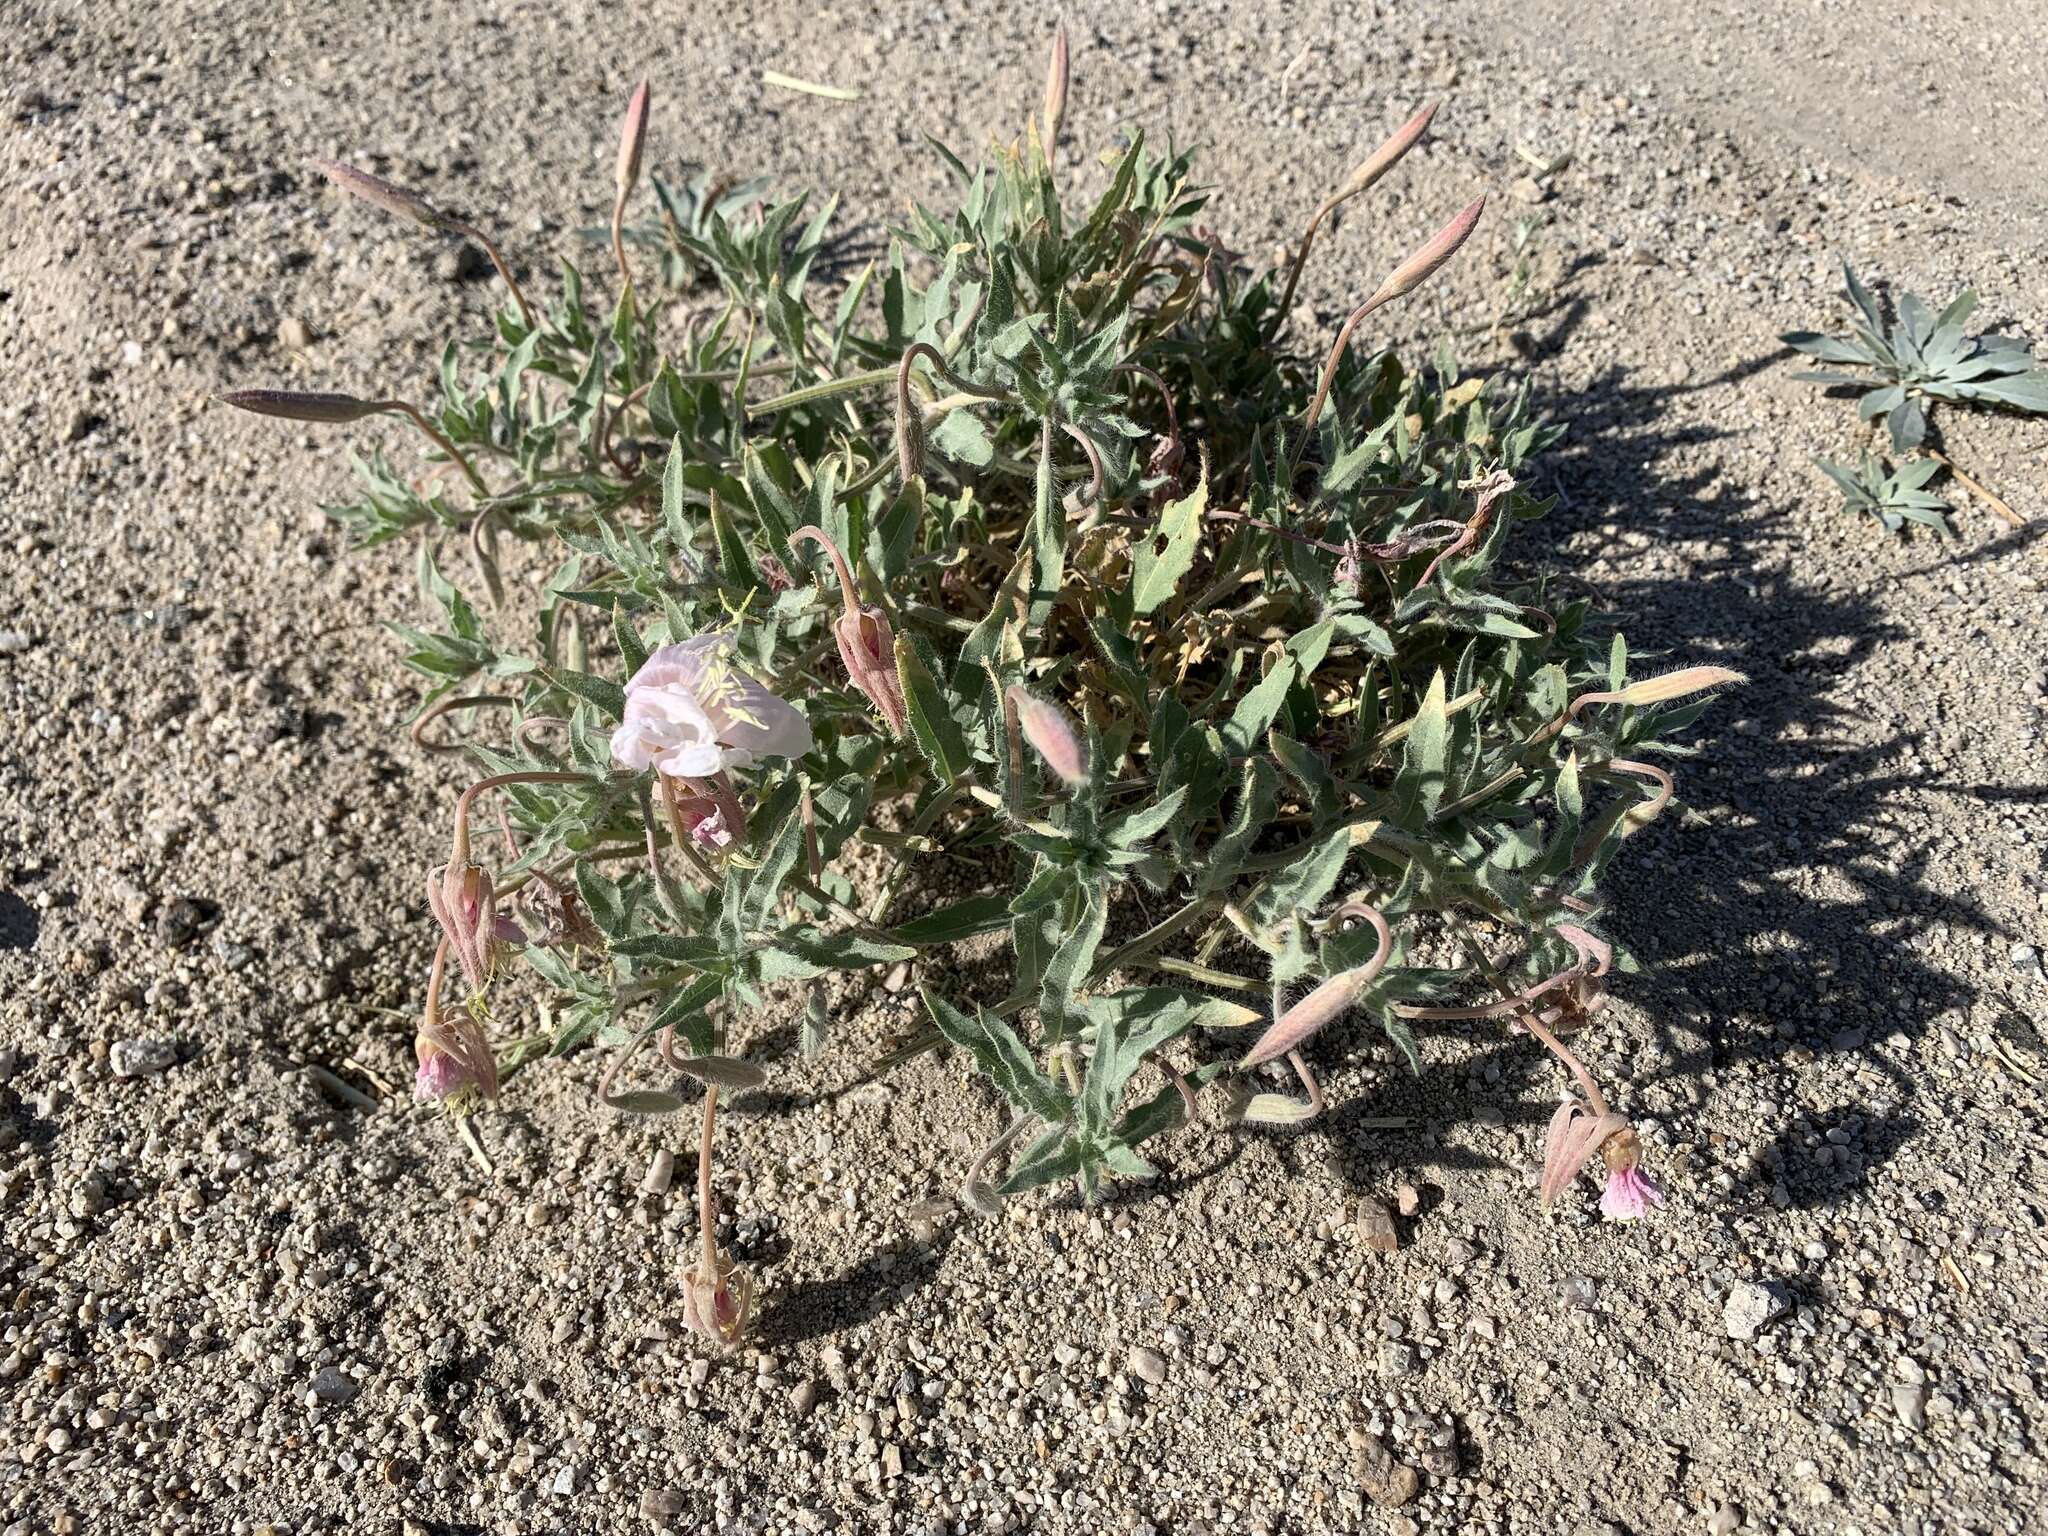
1300, 292, 1392, 437
452, 771, 588, 867
382, 400, 489, 496
697, 1086, 720, 1271
409, 694, 514, 753
446, 219, 535, 330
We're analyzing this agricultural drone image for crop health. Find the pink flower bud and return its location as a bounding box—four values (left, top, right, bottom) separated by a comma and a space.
615, 81, 651, 200
413, 1039, 477, 1100
426, 860, 499, 999
791, 526, 907, 737
311, 160, 455, 231
1008, 687, 1088, 788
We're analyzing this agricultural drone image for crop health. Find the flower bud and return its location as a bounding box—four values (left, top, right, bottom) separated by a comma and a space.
1359, 196, 1485, 311
1332, 101, 1438, 205
1041, 19, 1070, 146
311, 160, 455, 231
217, 388, 385, 424
1008, 686, 1088, 788
426, 860, 499, 999
615, 81, 651, 200
792, 526, 907, 736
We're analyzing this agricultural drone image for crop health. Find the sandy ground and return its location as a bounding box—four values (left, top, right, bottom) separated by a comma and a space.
3, 2, 2047, 1533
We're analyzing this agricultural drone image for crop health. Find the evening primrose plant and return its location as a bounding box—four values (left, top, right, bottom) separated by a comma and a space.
222, 29, 1739, 1343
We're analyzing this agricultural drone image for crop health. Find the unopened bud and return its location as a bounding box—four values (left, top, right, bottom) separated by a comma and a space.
1008, 687, 1088, 788
216, 388, 385, 424
1360, 195, 1485, 311
1609, 666, 1747, 708
1332, 101, 1438, 206
615, 81, 652, 199
1042, 19, 1070, 146
311, 160, 453, 232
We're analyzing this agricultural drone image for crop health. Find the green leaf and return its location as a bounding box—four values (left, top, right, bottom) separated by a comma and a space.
924, 987, 1070, 1122
776, 928, 916, 971
1246, 828, 1352, 925
546, 666, 627, 722
1102, 785, 1189, 850
1130, 471, 1207, 616
1393, 670, 1449, 820
1222, 658, 1298, 755
612, 599, 647, 676
895, 634, 972, 782
888, 891, 1014, 946
1038, 880, 1108, 1045
998, 1126, 1083, 1194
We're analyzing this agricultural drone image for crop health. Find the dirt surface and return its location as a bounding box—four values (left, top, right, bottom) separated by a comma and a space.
4, 2, 2047, 1534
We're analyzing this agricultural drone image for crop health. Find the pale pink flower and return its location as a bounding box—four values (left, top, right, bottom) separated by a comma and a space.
609, 634, 812, 778
413, 1042, 475, 1100
1601, 1165, 1664, 1221
676, 797, 735, 851
791, 526, 906, 736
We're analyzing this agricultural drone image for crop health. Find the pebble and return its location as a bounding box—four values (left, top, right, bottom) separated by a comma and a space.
0, 631, 31, 655
110, 1038, 179, 1078
640, 1488, 686, 1521
641, 1150, 675, 1198
1708, 1503, 1742, 1535
1357, 1198, 1400, 1253
278, 316, 313, 350
551, 1465, 576, 1496
1891, 1382, 1928, 1432
1128, 1346, 1168, 1386
308, 1367, 357, 1405
1722, 1281, 1791, 1341
1395, 1182, 1421, 1217
790, 1378, 819, 1417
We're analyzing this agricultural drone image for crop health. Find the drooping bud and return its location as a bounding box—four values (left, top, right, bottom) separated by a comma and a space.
615, 81, 652, 201
311, 160, 454, 231
791, 525, 907, 736
216, 388, 386, 424
1538, 1097, 1628, 1209
1240, 904, 1393, 1068
414, 937, 499, 1103
1008, 686, 1088, 789
426, 860, 498, 999
1598, 1125, 1664, 1220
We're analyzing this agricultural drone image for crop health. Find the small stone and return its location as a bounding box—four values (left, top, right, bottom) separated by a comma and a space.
1558, 1274, 1598, 1311
1395, 1183, 1421, 1217
1357, 1199, 1400, 1253
640, 1487, 687, 1521
1722, 1280, 1791, 1341
790, 1379, 819, 1417
278, 316, 314, 350
110, 1039, 179, 1078
154, 896, 216, 948
1891, 1382, 1928, 1432
551, 1465, 576, 1496
1128, 1346, 1168, 1386
1708, 1502, 1742, 1535
525, 1202, 559, 1229
0, 630, 31, 654
1377, 1341, 1417, 1377
641, 1150, 675, 1198
1355, 1435, 1420, 1508
308, 1367, 357, 1405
